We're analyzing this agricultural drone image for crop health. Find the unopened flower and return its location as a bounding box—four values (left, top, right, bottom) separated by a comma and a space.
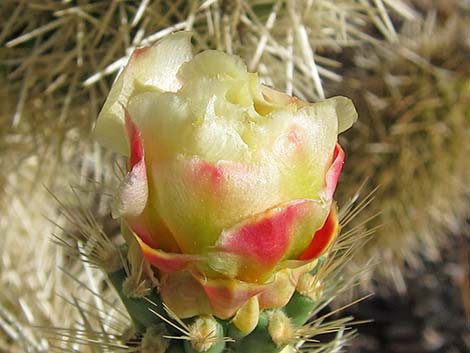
95, 32, 357, 320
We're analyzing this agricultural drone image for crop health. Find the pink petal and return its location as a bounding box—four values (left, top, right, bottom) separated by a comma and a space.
190, 159, 224, 188
112, 109, 148, 220
124, 109, 144, 168
127, 220, 157, 248
218, 200, 308, 263
136, 236, 201, 272
298, 207, 339, 260
324, 144, 345, 200
194, 274, 265, 319
213, 199, 327, 282
121, 109, 181, 252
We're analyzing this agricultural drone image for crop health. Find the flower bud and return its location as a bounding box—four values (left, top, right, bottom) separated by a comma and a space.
96, 32, 357, 320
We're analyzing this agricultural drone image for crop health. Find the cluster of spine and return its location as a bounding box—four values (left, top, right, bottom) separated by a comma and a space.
330, 7, 470, 290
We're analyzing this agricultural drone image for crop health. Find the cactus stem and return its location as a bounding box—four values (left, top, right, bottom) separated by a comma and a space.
283, 291, 317, 327
108, 267, 166, 332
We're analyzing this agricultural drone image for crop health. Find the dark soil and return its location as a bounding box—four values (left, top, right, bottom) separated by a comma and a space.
347, 236, 470, 353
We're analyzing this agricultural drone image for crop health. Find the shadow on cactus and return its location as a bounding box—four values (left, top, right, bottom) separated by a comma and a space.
45, 32, 370, 353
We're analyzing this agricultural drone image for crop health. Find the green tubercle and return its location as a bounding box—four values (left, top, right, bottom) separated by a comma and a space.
108, 268, 165, 332
283, 291, 317, 327
233, 311, 286, 353
284, 273, 322, 326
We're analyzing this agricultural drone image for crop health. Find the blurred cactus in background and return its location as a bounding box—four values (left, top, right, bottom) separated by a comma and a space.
330, 2, 470, 291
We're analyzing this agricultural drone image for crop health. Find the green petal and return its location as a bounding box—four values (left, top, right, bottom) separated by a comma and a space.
327, 96, 358, 133
250, 103, 338, 200
129, 82, 251, 163
128, 91, 192, 161
151, 156, 284, 254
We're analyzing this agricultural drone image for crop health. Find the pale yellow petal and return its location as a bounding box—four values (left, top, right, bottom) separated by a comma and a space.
95, 32, 193, 154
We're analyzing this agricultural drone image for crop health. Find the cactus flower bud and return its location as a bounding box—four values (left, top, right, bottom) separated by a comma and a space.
96, 32, 357, 320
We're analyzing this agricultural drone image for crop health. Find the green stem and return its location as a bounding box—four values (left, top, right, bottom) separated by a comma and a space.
108, 268, 165, 333
232, 311, 282, 353
283, 291, 317, 327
